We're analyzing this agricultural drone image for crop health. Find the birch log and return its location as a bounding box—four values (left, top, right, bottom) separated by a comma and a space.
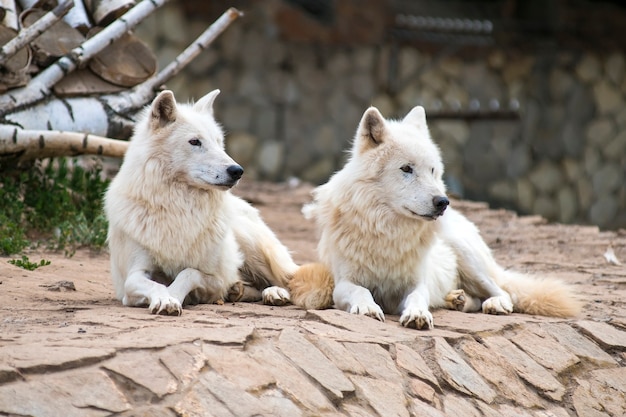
0, 5, 244, 164
0, 0, 168, 116
104, 7, 244, 115
4, 7, 243, 138
0, 126, 129, 164
0, 0, 73, 65
4, 97, 110, 136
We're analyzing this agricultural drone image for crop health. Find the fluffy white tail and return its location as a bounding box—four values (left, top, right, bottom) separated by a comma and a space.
499, 270, 583, 317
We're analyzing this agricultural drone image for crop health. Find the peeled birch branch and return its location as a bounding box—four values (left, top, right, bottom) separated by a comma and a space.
0, 0, 74, 65
0, 0, 168, 116
0, 126, 129, 164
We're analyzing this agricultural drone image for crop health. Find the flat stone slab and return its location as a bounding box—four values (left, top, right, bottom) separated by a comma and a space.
510, 325, 581, 373
1, 182, 625, 416
480, 335, 566, 401
575, 320, 626, 350
277, 328, 354, 400
426, 337, 497, 403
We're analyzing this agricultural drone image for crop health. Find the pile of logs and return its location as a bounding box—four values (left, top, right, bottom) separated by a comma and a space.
0, 0, 242, 168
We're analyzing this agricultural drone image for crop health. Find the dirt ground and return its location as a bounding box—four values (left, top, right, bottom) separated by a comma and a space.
1, 179, 626, 335
1, 180, 626, 417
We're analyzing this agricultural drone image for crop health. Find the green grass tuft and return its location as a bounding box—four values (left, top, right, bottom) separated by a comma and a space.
0, 158, 110, 256
8, 255, 51, 271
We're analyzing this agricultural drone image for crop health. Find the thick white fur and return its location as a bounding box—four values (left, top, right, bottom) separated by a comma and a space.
105, 89, 297, 315
296, 105, 581, 329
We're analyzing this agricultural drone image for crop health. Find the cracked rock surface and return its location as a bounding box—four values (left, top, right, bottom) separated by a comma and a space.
1, 181, 625, 417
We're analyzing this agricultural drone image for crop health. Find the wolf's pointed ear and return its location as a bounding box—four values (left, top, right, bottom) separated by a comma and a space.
356, 107, 386, 153
150, 90, 177, 130
193, 89, 220, 115
403, 106, 427, 128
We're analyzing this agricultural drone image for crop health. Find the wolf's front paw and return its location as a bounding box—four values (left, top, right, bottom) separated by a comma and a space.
149, 296, 182, 316
349, 303, 385, 322
400, 307, 434, 330
262, 286, 291, 306
444, 289, 466, 311
482, 294, 513, 315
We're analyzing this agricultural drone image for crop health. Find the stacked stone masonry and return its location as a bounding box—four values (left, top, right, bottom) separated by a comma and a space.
133, 1, 625, 230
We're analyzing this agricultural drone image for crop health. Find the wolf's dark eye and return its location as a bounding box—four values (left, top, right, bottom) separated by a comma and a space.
188, 138, 201, 146
400, 165, 413, 174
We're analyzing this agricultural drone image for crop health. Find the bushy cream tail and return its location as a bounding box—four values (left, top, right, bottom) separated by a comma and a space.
288, 263, 334, 310
498, 270, 583, 317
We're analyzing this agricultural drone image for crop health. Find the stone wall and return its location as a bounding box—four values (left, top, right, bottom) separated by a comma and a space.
134, 1, 625, 229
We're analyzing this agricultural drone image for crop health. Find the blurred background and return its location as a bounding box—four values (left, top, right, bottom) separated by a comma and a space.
135, 0, 626, 230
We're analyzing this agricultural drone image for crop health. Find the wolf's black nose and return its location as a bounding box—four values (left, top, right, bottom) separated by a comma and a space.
227, 164, 244, 180
433, 196, 449, 212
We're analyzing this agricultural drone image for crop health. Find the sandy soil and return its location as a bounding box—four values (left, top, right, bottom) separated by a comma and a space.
1, 179, 625, 334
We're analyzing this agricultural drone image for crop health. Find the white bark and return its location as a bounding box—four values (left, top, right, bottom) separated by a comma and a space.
4, 97, 110, 136
0, 0, 73, 64
0, 0, 168, 116
0, 125, 129, 162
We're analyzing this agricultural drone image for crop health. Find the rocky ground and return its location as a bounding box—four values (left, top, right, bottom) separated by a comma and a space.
0, 180, 625, 417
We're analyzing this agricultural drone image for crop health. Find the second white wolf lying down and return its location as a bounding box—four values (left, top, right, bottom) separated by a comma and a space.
288, 105, 582, 329
105, 89, 298, 315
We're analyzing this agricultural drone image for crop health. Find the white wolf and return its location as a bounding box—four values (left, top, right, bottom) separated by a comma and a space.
105, 89, 298, 315
288, 105, 581, 329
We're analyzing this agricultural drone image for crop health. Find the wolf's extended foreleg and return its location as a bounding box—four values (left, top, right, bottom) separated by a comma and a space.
115, 245, 181, 315
399, 280, 433, 329
124, 272, 182, 316
334, 280, 385, 322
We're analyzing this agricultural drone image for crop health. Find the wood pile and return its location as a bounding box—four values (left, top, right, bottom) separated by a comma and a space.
0, 0, 242, 168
